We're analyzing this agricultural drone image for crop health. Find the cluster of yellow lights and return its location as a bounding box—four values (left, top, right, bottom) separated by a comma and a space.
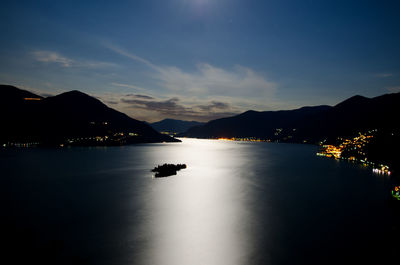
317, 132, 373, 159
160, 131, 177, 135
65, 132, 138, 144
2, 142, 40, 148
317, 145, 342, 158
317, 130, 391, 175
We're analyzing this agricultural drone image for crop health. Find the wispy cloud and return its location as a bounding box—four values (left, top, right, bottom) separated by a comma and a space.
110, 82, 148, 92
32, 50, 116, 69
32, 51, 73, 67
375, 73, 393, 78
387, 86, 400, 93
105, 44, 277, 99
104, 43, 161, 71
122, 97, 184, 113
197, 101, 230, 111
119, 95, 240, 122
126, 94, 154, 100
156, 63, 277, 98
104, 100, 119, 105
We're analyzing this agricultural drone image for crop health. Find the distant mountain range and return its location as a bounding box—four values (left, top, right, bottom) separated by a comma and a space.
0, 85, 179, 146
181, 92, 400, 144
150, 119, 205, 134
2, 83, 399, 161
181, 92, 400, 171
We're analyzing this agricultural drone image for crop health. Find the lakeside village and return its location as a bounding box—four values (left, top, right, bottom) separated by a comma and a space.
187, 128, 393, 176
316, 129, 391, 176
2, 131, 140, 148
207, 128, 311, 143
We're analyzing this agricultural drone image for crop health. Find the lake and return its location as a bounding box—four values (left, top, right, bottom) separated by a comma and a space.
0, 138, 398, 265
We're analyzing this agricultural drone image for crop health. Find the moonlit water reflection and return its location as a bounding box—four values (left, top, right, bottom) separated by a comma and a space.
136, 139, 263, 265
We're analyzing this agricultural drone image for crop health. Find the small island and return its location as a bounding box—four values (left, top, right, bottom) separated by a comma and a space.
151, 163, 187, 178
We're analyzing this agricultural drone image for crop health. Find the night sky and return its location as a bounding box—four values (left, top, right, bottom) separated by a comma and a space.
1, 0, 399, 122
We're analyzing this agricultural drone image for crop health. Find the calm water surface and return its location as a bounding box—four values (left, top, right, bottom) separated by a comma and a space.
0, 139, 398, 265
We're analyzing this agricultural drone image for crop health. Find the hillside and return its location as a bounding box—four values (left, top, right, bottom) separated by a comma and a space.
150, 119, 205, 134
0, 85, 179, 146
182, 92, 400, 144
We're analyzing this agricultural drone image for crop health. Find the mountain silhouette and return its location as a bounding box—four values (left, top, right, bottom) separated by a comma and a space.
150, 119, 205, 134
182, 92, 400, 143
0, 85, 179, 145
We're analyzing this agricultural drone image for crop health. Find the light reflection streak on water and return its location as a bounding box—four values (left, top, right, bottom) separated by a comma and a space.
135, 139, 264, 265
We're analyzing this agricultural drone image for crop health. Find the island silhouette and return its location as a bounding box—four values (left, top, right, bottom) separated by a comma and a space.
151, 163, 187, 178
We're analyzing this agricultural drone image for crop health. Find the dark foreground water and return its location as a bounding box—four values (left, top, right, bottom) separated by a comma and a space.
0, 139, 399, 265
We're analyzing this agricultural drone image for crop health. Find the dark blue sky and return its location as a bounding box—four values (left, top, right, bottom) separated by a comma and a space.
1, 0, 399, 121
